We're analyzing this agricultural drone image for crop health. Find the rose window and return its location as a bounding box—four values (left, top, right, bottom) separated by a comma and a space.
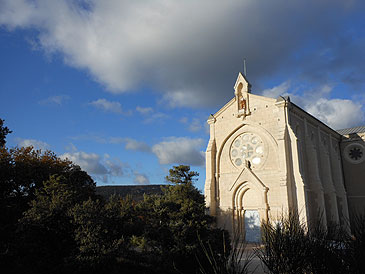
230, 133, 265, 168
345, 143, 365, 164
349, 147, 363, 160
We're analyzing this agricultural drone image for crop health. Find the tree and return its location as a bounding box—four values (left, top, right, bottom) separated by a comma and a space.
12, 176, 83, 274
136, 165, 226, 274
0, 146, 95, 200
0, 118, 12, 147
2, 163, 228, 274
165, 164, 199, 185
0, 135, 96, 272
0, 146, 95, 242
70, 196, 147, 273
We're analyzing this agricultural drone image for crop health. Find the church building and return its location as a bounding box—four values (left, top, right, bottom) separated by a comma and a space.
204, 72, 365, 242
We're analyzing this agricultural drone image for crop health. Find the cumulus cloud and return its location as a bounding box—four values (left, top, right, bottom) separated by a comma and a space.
39, 95, 70, 105
134, 172, 150, 185
17, 138, 50, 150
124, 139, 150, 152
2, 0, 365, 107
306, 98, 364, 130
262, 82, 291, 98
110, 136, 206, 165
60, 150, 131, 184
152, 137, 205, 166
104, 155, 126, 177
262, 82, 365, 129
109, 137, 151, 152
61, 151, 108, 175
89, 98, 122, 113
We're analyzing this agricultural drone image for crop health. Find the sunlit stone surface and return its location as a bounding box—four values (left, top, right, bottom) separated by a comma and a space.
205, 72, 365, 241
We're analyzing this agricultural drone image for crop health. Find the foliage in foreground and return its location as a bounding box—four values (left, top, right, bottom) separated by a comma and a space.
1, 121, 227, 274
1, 159, 226, 274
256, 213, 365, 274
0, 146, 95, 272
197, 233, 254, 274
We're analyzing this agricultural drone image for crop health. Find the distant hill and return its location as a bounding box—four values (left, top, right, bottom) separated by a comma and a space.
96, 185, 165, 201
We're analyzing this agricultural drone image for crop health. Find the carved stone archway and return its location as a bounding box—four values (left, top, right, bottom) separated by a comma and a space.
231, 166, 269, 240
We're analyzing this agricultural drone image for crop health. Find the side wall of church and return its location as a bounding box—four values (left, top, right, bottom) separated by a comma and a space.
287, 106, 349, 229
340, 132, 365, 228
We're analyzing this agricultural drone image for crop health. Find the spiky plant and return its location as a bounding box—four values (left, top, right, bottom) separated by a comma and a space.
197, 232, 254, 274
256, 213, 311, 274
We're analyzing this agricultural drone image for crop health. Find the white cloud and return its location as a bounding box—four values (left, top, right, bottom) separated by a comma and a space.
180, 117, 203, 132
261, 81, 291, 98
136, 106, 153, 114
124, 139, 150, 152
61, 151, 108, 175
161, 89, 209, 108
65, 143, 78, 152
39, 95, 70, 105
137, 107, 169, 124
60, 150, 128, 180
263, 82, 365, 129
135, 106, 168, 123
89, 98, 122, 113
189, 118, 202, 132
306, 98, 364, 130
17, 138, 50, 150
2, 1, 364, 108
143, 112, 169, 124
109, 137, 151, 152
152, 137, 205, 166
134, 172, 150, 185
104, 157, 125, 177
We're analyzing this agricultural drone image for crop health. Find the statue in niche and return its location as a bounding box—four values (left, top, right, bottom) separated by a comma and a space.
239, 95, 246, 113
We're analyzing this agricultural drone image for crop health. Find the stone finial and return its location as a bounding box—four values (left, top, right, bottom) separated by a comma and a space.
207, 114, 216, 124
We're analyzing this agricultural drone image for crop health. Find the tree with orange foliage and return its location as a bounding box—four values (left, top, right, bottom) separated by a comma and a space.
0, 119, 95, 272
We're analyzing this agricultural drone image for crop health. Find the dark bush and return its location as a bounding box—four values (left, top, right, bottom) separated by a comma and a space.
256, 212, 365, 274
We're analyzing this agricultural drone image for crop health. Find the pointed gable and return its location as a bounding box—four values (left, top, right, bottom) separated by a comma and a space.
234, 72, 252, 117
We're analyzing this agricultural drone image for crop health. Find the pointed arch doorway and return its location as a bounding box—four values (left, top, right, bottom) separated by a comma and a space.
244, 209, 261, 242
232, 179, 269, 243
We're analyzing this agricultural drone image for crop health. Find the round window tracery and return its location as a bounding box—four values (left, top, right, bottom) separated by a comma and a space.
230, 133, 265, 168
344, 143, 365, 164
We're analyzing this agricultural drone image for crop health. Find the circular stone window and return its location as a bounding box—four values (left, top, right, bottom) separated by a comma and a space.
344, 143, 365, 164
230, 133, 265, 168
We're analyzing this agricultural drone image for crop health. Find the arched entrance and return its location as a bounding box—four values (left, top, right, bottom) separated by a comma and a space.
232, 180, 269, 243
244, 210, 261, 242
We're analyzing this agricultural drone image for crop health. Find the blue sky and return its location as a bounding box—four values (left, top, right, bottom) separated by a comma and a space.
1, 0, 365, 190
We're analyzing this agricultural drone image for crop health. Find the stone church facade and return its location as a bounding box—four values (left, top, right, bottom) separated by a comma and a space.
204, 73, 365, 242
